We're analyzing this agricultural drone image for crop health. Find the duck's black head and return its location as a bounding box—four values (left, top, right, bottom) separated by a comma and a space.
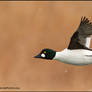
34, 48, 56, 60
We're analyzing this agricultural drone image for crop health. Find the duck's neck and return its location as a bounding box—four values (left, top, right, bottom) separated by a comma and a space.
53, 48, 68, 62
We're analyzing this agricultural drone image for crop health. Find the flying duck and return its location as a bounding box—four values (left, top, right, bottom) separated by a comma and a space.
34, 17, 92, 65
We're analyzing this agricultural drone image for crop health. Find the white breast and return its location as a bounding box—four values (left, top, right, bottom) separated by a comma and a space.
54, 49, 92, 65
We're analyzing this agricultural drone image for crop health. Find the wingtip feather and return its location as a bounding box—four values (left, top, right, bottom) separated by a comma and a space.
80, 16, 92, 25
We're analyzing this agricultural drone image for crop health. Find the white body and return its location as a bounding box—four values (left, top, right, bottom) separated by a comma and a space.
54, 49, 92, 65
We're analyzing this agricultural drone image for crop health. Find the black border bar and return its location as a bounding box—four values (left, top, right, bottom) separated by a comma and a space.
0, 0, 92, 1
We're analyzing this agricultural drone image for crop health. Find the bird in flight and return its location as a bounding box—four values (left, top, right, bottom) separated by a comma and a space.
34, 17, 92, 65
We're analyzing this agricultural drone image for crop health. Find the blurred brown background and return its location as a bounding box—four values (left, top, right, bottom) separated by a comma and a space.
0, 1, 92, 91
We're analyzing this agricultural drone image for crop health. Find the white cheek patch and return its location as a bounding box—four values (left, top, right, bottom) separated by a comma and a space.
41, 53, 45, 58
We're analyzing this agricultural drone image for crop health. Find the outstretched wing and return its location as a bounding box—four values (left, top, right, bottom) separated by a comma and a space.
68, 17, 92, 50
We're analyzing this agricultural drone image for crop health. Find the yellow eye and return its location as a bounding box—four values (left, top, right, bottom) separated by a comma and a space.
44, 51, 46, 54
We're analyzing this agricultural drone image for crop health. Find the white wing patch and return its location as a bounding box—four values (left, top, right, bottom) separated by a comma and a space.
85, 37, 91, 48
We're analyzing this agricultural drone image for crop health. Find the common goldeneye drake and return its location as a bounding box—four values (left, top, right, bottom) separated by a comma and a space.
34, 17, 92, 65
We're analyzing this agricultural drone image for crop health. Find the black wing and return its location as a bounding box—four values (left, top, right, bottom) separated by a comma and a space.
68, 16, 92, 50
